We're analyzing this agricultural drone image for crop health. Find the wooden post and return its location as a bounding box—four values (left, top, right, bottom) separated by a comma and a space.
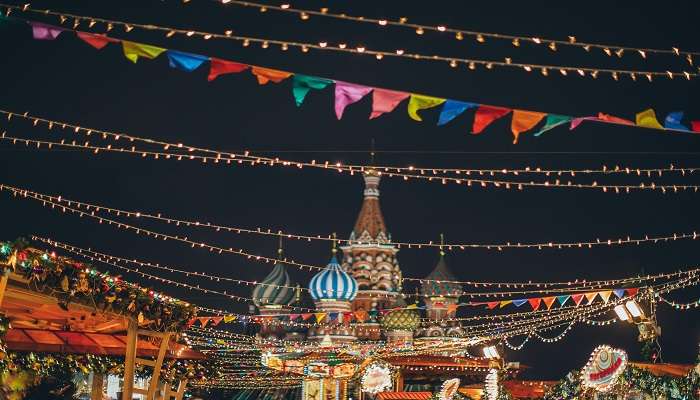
147, 332, 172, 400
122, 319, 138, 400
174, 379, 188, 400
91, 373, 104, 400
395, 370, 404, 392
0, 274, 9, 307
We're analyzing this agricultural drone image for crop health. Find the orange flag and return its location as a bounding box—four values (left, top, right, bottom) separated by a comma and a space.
354, 310, 368, 322
585, 292, 599, 304
599, 290, 613, 303
447, 304, 458, 314
511, 110, 546, 144
314, 313, 326, 323
542, 296, 557, 310
251, 67, 292, 85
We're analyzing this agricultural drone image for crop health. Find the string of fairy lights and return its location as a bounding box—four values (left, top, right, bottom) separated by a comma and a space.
207, 0, 700, 64
4, 109, 699, 180
4, 183, 700, 258
1, 4, 698, 81
11, 132, 700, 194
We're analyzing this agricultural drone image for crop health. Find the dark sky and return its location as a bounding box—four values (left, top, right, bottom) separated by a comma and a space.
0, 0, 699, 380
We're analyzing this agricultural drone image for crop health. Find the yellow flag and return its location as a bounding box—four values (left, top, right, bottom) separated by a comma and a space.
407, 94, 446, 121
223, 314, 236, 323
635, 109, 664, 129
122, 41, 166, 63
314, 313, 326, 323
499, 300, 512, 308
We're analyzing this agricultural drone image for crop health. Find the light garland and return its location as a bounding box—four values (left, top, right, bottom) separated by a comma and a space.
485, 368, 500, 400
210, 0, 699, 64
2, 4, 697, 81
3, 182, 699, 257
3, 109, 699, 179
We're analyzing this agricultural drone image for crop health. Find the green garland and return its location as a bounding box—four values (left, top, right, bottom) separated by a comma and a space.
544, 366, 700, 399
0, 238, 197, 331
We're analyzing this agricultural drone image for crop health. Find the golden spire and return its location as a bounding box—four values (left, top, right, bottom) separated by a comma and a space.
332, 232, 337, 254
439, 233, 445, 256
277, 236, 284, 259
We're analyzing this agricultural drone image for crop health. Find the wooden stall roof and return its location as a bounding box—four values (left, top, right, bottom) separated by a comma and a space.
630, 362, 695, 377
385, 355, 491, 368
461, 380, 556, 399
376, 392, 432, 400
5, 328, 205, 359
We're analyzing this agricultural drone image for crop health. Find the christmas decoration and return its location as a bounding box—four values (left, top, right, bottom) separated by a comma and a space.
360, 362, 393, 394
581, 345, 628, 392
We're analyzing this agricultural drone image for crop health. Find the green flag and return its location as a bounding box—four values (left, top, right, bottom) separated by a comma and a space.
533, 114, 572, 136
292, 74, 332, 106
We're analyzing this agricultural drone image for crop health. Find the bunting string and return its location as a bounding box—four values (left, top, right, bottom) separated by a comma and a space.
4, 108, 700, 179
206, 0, 700, 63
3, 184, 699, 253
4, 133, 700, 193
1, 4, 697, 82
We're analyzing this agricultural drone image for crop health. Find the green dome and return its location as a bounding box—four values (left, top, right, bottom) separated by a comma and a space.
380, 308, 421, 331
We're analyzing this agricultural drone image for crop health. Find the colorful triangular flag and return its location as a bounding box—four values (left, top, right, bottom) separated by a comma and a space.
438, 100, 477, 126
636, 109, 664, 129
533, 114, 572, 136
571, 294, 585, 306
370, 89, 410, 119
407, 94, 446, 121
334, 82, 372, 119
511, 110, 546, 144
121, 41, 166, 63
599, 290, 613, 303
76, 31, 118, 50
528, 298, 542, 311
556, 295, 571, 306
292, 74, 333, 106
512, 299, 528, 307
472, 105, 511, 134
664, 111, 688, 131
499, 300, 512, 308
251, 66, 292, 85
28, 21, 65, 40
166, 50, 209, 72
208, 58, 249, 81
542, 296, 556, 310
613, 289, 626, 299
585, 292, 599, 304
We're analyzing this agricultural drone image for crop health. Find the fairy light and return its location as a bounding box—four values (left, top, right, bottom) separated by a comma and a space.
3, 130, 698, 195
2, 4, 696, 81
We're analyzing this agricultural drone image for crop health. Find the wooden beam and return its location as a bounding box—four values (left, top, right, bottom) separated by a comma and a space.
122, 319, 138, 400
0, 273, 9, 307
90, 373, 104, 400
174, 379, 188, 400
147, 332, 172, 400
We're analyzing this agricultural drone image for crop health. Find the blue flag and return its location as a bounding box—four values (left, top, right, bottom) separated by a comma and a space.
664, 111, 689, 131
167, 50, 209, 72
437, 100, 477, 126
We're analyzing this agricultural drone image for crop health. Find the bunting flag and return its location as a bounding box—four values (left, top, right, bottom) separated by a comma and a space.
597, 113, 635, 125
528, 298, 542, 311
251, 66, 292, 85
301, 313, 313, 321
534, 114, 572, 136
370, 89, 410, 119
512, 299, 528, 307
585, 292, 599, 305
210, 316, 224, 326
438, 100, 477, 126
571, 294, 585, 306
499, 300, 512, 308
208, 58, 249, 81
664, 111, 688, 131
314, 313, 326, 323
446, 304, 458, 314
487, 302, 499, 310
223, 314, 236, 323
334, 82, 372, 119
292, 75, 333, 106
472, 105, 511, 134
166, 50, 208, 72
407, 95, 446, 121
626, 288, 639, 297
197, 317, 210, 327
354, 310, 368, 322
542, 296, 557, 310
76, 31, 117, 50
556, 295, 571, 306
636, 109, 664, 129
511, 110, 546, 144
121, 41, 166, 63
599, 290, 613, 303
186, 318, 197, 328
613, 289, 626, 299
28, 22, 64, 40
10, 18, 700, 142
288, 314, 299, 321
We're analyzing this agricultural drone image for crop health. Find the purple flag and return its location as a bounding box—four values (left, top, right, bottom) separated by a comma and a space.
334, 81, 372, 119
29, 22, 65, 40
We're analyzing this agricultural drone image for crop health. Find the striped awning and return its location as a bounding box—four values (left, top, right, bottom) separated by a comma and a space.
376, 392, 432, 400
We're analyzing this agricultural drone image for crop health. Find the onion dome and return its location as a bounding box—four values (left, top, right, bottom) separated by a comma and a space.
381, 307, 421, 331
420, 248, 463, 298
252, 245, 296, 307
310, 251, 358, 301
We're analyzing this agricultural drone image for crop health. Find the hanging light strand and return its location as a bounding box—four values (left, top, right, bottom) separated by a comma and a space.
1, 4, 696, 80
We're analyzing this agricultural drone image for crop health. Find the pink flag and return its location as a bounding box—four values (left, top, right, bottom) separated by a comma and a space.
29, 22, 65, 40
570, 116, 598, 130
370, 89, 410, 119
335, 82, 372, 119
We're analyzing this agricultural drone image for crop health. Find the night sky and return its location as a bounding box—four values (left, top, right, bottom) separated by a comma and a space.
1, 0, 699, 380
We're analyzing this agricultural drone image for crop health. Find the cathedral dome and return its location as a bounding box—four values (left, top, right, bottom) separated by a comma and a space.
381, 308, 421, 331
252, 262, 296, 307
420, 252, 463, 298
309, 255, 358, 301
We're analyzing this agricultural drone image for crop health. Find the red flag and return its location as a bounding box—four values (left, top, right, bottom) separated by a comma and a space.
691, 121, 700, 132
210, 316, 224, 326
76, 31, 118, 50
370, 89, 410, 119
626, 288, 639, 297
473, 105, 511, 134
511, 110, 546, 143
528, 298, 542, 310
597, 112, 634, 125
208, 58, 249, 81
301, 313, 313, 321
571, 294, 585, 306
486, 302, 499, 310
542, 296, 556, 310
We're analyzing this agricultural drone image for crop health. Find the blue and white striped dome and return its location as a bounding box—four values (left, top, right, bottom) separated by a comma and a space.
309, 255, 358, 301
252, 262, 296, 307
